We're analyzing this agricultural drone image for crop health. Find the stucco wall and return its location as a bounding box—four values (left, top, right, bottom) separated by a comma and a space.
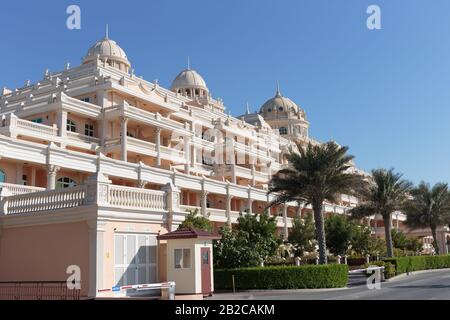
0, 222, 90, 297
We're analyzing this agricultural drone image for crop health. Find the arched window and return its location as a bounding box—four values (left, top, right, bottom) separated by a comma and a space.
279, 127, 288, 135
66, 119, 77, 133
0, 169, 6, 183
56, 177, 77, 189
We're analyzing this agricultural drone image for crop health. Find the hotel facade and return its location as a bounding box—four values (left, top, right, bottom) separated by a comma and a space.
0, 34, 446, 298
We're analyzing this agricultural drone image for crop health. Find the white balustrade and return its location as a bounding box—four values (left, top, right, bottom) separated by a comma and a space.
108, 185, 166, 210
15, 118, 58, 136
0, 183, 45, 197
67, 131, 100, 144
2, 185, 87, 215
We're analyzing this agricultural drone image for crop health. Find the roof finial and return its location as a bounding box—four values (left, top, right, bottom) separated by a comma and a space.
276, 81, 282, 97
105, 24, 109, 40
246, 102, 251, 115
187, 56, 191, 70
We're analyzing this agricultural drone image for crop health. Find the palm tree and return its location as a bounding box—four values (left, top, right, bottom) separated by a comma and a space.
269, 142, 364, 264
405, 182, 450, 255
350, 169, 412, 258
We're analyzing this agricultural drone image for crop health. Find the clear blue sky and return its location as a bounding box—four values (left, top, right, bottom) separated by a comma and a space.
1, 0, 449, 185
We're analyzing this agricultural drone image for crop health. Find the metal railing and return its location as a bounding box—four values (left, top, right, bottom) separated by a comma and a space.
0, 281, 81, 300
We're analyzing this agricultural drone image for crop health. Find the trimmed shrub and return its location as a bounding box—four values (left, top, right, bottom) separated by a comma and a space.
215, 264, 349, 290
364, 261, 396, 279
384, 255, 450, 275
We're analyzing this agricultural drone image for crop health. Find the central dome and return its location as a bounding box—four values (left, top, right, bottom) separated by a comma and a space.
171, 68, 209, 98
83, 35, 131, 72
171, 69, 208, 91
260, 88, 301, 118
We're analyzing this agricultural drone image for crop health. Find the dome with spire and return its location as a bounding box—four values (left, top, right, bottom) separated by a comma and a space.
259, 84, 305, 121
171, 59, 209, 98
83, 26, 131, 72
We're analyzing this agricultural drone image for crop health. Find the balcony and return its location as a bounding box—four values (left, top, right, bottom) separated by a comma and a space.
1, 183, 168, 216
0, 114, 99, 151
0, 183, 46, 200
215, 165, 268, 183
104, 137, 186, 164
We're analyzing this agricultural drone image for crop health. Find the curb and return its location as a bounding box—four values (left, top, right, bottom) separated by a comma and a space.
385, 267, 450, 283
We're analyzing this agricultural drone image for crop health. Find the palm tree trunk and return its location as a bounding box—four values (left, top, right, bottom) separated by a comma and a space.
313, 202, 327, 264
383, 214, 394, 258
431, 226, 440, 255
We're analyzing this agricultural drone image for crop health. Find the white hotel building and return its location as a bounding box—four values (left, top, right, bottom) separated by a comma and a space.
0, 34, 427, 298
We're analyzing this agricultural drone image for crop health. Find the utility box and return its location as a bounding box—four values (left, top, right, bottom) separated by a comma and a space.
157, 228, 220, 297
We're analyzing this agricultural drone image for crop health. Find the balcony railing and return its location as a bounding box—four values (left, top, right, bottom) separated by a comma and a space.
108, 185, 166, 210
1, 183, 168, 215
2, 185, 87, 215
0, 183, 45, 198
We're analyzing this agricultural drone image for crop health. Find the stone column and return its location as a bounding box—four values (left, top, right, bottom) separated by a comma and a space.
162, 182, 181, 232
251, 164, 256, 187
56, 110, 68, 138
87, 219, 107, 299
155, 127, 162, 168
120, 117, 128, 162
31, 166, 36, 187
226, 184, 233, 227
184, 135, 191, 173
16, 163, 24, 185
46, 165, 60, 190
283, 204, 288, 241
201, 191, 208, 217
247, 188, 253, 215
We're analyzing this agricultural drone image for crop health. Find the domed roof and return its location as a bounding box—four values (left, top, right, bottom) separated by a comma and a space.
83, 34, 131, 68
171, 69, 208, 92
260, 87, 300, 116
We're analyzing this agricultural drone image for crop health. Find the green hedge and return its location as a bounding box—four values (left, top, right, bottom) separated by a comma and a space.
215, 264, 349, 290
384, 255, 450, 275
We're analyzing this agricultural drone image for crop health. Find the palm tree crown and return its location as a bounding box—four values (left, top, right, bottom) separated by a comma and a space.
405, 182, 450, 255
269, 142, 364, 264
351, 168, 412, 257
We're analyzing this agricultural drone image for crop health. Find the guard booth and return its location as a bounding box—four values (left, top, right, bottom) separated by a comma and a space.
157, 228, 220, 298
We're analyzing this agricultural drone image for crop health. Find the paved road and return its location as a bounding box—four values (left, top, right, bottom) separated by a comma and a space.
208, 269, 450, 300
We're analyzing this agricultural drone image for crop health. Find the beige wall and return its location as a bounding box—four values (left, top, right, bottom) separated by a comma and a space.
0, 222, 90, 297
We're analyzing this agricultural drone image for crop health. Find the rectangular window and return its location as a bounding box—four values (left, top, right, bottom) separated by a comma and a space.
174, 249, 183, 269
31, 118, 43, 124
84, 124, 94, 137
81, 97, 90, 103
174, 249, 191, 269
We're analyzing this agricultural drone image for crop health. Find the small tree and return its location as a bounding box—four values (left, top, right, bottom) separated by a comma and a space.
288, 214, 317, 256
349, 224, 373, 256
214, 211, 280, 268
391, 229, 408, 250
178, 209, 213, 232
325, 215, 353, 256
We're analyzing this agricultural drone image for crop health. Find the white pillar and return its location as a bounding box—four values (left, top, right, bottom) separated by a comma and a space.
46, 165, 60, 190
31, 166, 36, 187
87, 220, 106, 298
251, 164, 256, 187
156, 128, 162, 168
283, 204, 288, 241
184, 136, 191, 173
201, 191, 208, 217
16, 163, 23, 185
226, 194, 233, 227
121, 117, 128, 162
56, 110, 68, 138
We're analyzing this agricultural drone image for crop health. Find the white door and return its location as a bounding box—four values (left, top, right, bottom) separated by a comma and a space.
114, 233, 157, 287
